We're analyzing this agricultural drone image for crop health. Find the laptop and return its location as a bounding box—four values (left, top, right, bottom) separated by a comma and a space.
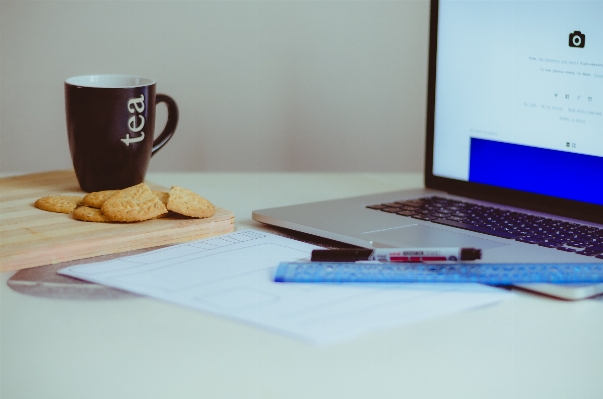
253, 0, 603, 300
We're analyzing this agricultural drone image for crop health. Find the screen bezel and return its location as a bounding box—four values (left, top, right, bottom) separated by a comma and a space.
424, 0, 603, 224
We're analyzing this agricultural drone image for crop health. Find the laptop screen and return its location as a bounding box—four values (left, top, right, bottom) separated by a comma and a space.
431, 0, 603, 206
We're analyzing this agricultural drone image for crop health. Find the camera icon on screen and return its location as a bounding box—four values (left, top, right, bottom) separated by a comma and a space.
569, 31, 585, 48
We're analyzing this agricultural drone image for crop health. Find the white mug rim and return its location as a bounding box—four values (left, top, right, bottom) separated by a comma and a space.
65, 74, 156, 88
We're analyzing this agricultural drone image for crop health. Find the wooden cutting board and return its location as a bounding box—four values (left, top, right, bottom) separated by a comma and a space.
0, 170, 235, 272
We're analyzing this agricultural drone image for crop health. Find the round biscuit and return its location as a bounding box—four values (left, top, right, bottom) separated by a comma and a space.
72, 206, 112, 222
167, 186, 215, 218
82, 190, 119, 208
101, 183, 168, 222
34, 195, 83, 214
152, 190, 170, 206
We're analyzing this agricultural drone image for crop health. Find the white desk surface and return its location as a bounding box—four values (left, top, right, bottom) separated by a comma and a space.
1, 172, 602, 399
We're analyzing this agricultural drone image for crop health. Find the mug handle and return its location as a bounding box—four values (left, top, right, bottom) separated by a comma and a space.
151, 94, 179, 156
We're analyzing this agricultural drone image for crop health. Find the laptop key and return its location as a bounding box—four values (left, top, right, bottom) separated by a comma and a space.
366, 204, 389, 210
557, 247, 577, 252
429, 212, 450, 218
411, 214, 438, 221
516, 238, 542, 244
538, 242, 562, 248
399, 200, 425, 207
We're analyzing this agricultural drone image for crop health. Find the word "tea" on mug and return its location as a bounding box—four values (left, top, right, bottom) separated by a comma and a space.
121, 94, 146, 146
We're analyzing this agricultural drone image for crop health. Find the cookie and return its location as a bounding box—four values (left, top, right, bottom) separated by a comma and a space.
82, 190, 118, 208
152, 190, 169, 206
83, 189, 168, 209
101, 183, 168, 222
151, 191, 170, 218
72, 206, 112, 222
167, 186, 215, 218
34, 195, 83, 214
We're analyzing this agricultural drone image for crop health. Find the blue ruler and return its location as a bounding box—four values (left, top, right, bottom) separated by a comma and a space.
274, 262, 603, 284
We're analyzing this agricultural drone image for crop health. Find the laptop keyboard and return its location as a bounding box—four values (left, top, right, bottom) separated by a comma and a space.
367, 196, 603, 259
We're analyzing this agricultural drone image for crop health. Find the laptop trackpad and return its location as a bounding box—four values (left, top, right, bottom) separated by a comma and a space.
362, 224, 508, 249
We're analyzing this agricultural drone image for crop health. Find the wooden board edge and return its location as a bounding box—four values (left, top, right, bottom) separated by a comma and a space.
1, 217, 235, 273
1, 208, 235, 255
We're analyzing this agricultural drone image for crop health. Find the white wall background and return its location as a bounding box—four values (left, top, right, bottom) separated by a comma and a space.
0, 0, 430, 172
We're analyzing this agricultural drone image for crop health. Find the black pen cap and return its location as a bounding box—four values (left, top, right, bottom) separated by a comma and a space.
461, 248, 482, 261
311, 249, 373, 262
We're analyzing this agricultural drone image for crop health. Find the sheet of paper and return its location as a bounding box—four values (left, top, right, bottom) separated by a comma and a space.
60, 230, 512, 345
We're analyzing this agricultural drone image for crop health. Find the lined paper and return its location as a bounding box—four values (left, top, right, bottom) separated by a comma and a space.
60, 231, 512, 344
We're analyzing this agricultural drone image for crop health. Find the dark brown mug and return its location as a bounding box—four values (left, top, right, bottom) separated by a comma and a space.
65, 75, 178, 192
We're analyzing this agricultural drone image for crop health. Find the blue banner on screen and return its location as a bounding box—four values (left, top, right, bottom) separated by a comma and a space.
469, 138, 603, 206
